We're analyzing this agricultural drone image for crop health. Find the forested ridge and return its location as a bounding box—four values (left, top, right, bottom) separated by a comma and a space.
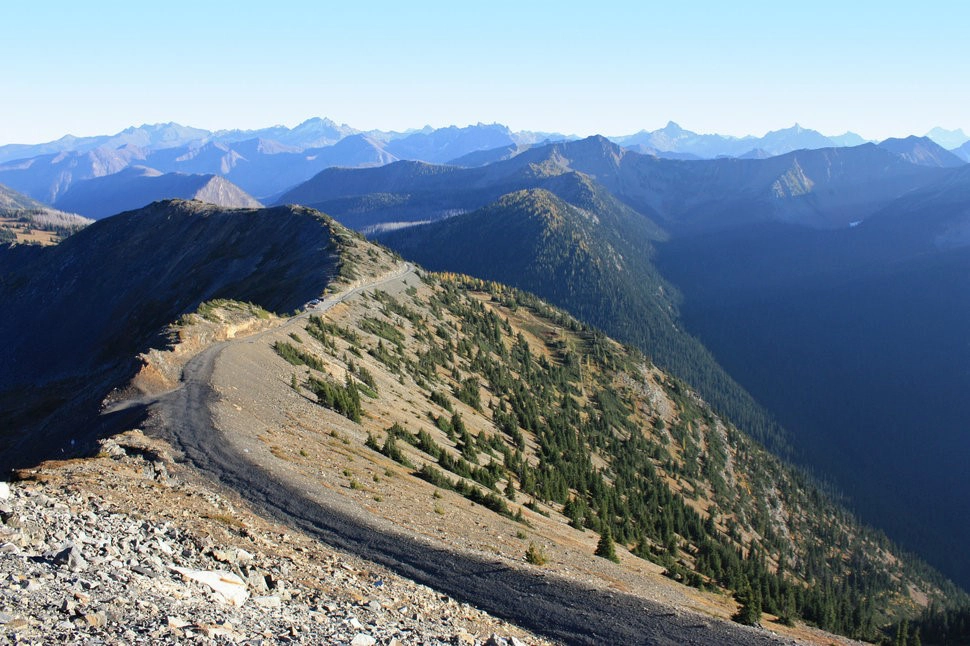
277, 267, 966, 642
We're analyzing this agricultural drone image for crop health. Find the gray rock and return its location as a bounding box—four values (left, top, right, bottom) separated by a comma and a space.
253, 595, 282, 608
23, 578, 42, 592
246, 569, 270, 593
51, 543, 88, 572
82, 611, 108, 628
0, 542, 20, 554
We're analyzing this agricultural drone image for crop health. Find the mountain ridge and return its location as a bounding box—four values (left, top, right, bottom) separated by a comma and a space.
53, 168, 262, 219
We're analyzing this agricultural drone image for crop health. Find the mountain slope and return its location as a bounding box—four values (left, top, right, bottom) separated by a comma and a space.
0, 182, 91, 244
141, 262, 964, 642
654, 163, 970, 588
0, 200, 356, 468
378, 182, 788, 453
53, 168, 262, 218
877, 135, 965, 167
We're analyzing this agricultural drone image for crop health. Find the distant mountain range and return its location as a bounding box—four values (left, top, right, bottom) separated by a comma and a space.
282, 134, 959, 234
0, 119, 964, 216
610, 121, 868, 158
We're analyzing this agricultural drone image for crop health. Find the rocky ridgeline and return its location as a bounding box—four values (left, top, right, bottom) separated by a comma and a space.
0, 434, 543, 645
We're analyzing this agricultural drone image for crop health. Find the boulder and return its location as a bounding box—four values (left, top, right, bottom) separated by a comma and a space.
171, 566, 249, 606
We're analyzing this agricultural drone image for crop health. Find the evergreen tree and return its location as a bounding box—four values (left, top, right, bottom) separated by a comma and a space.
894, 619, 909, 646
595, 526, 619, 563
733, 581, 762, 626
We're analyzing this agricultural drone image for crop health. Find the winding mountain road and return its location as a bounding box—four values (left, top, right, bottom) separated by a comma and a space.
144, 263, 795, 646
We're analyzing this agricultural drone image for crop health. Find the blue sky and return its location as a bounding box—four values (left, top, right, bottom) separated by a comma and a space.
2, 0, 967, 144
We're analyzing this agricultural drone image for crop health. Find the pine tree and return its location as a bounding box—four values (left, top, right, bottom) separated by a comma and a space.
733, 581, 763, 626
895, 619, 909, 646
778, 587, 797, 626
595, 526, 619, 563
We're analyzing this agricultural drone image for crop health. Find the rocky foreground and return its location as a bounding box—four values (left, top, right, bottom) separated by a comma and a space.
0, 431, 548, 645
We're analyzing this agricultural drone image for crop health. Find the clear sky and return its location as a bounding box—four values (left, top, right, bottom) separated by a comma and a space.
2, 0, 967, 145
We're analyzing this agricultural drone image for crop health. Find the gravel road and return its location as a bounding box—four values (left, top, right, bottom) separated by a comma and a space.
146, 264, 795, 646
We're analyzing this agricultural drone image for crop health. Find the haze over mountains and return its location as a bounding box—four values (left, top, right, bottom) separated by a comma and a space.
1, 117, 965, 210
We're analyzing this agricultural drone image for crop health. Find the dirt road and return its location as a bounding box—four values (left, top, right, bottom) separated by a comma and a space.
146, 264, 793, 646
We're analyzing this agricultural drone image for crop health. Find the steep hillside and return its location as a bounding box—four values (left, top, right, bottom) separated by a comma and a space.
377, 183, 788, 453
277, 136, 970, 594
53, 168, 261, 219
0, 200, 364, 470
0, 182, 91, 245
134, 265, 964, 643
655, 164, 970, 588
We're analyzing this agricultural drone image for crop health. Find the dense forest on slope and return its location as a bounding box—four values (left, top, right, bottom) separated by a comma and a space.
378, 181, 790, 455
657, 218, 970, 590
273, 268, 966, 641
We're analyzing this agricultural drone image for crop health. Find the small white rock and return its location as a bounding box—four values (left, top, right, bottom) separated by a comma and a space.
0, 483, 9, 500
351, 635, 377, 646
253, 595, 282, 608
171, 566, 249, 606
